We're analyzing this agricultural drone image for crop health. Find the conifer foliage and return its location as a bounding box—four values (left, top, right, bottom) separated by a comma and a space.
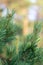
0, 11, 43, 65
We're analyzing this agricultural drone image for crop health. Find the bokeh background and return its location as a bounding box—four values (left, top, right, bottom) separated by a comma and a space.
0, 0, 43, 47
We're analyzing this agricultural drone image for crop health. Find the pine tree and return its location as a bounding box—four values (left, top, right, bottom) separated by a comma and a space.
0, 11, 43, 65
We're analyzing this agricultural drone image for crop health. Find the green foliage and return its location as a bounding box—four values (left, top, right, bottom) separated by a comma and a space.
0, 11, 43, 65
0, 11, 22, 53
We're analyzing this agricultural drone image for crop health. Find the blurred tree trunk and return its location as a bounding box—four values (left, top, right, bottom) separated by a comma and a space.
23, 17, 29, 35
